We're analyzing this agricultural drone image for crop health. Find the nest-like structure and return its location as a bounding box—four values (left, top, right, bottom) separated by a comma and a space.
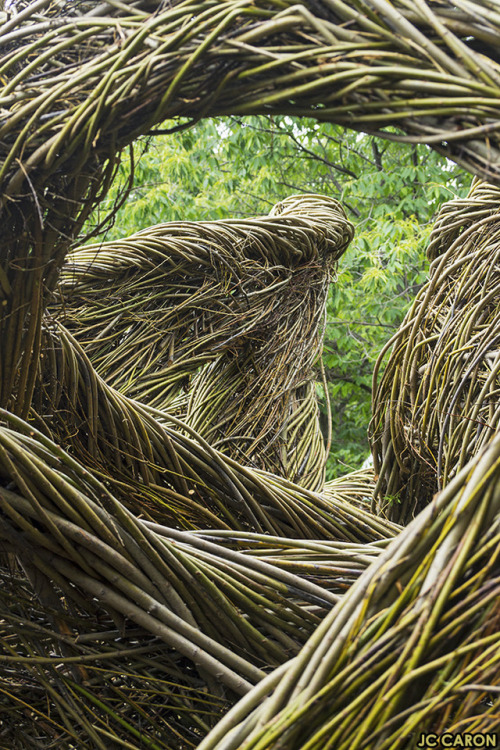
1, 1, 500, 748
371, 180, 500, 523
51, 195, 353, 491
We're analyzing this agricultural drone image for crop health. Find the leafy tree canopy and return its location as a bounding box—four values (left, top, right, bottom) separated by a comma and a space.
85, 116, 472, 475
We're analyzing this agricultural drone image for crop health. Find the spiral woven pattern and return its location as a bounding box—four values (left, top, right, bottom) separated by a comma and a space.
371, 180, 500, 522
55, 195, 353, 490
2, 1, 500, 746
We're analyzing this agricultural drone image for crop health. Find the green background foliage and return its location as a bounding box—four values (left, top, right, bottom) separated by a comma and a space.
85, 117, 472, 477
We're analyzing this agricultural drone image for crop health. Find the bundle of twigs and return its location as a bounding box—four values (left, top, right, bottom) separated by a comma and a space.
0, 407, 398, 747
3, 0, 500, 418
199, 433, 500, 750
0, 567, 230, 749
188, 528, 385, 595
323, 466, 377, 509
54, 194, 353, 489
32, 317, 399, 540
371, 179, 500, 523
0, 408, 383, 746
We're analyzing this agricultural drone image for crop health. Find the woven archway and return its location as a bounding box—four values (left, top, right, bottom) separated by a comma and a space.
1, 1, 500, 747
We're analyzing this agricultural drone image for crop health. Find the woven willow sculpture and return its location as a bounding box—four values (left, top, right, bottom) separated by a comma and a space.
33, 322, 396, 538
0, 407, 397, 746
199, 434, 500, 750
2, 0, 500, 748
0, 194, 397, 745
53, 195, 354, 491
3, 0, 500, 420
371, 179, 500, 523
29, 196, 399, 538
